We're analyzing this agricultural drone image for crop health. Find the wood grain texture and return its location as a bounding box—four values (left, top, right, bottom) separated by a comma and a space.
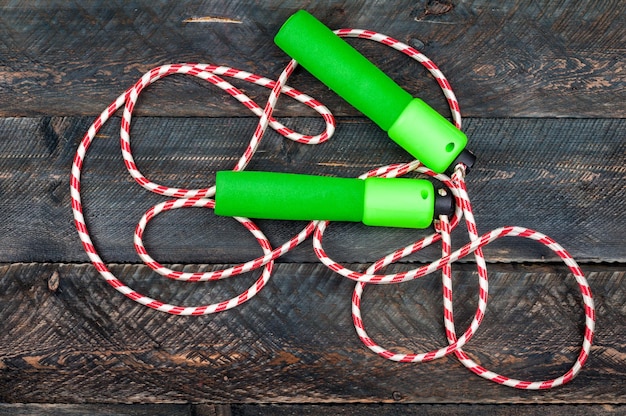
0, 403, 205, 416
0, 0, 623, 118
228, 404, 626, 416
0, 116, 622, 264
0, 262, 623, 403
0, 0, 624, 408
1, 403, 625, 416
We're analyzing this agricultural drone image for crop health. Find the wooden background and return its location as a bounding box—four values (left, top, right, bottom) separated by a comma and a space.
0, 0, 624, 414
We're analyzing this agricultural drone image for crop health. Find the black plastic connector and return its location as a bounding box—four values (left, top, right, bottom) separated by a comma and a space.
434, 187, 454, 218
446, 149, 477, 176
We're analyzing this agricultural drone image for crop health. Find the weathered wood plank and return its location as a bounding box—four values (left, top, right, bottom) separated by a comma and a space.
0, 403, 202, 416
0, 0, 623, 118
228, 404, 626, 416
1, 403, 625, 416
0, 263, 623, 403
0, 116, 622, 264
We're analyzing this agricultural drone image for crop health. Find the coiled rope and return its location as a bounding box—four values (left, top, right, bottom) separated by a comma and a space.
70, 29, 595, 389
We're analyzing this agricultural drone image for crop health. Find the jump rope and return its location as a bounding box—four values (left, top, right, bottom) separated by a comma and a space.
70, 10, 595, 389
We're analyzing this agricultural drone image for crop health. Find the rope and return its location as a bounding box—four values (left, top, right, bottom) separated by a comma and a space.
70, 30, 595, 388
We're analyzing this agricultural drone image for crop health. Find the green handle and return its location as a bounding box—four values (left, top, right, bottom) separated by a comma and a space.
215, 171, 436, 229
274, 10, 468, 173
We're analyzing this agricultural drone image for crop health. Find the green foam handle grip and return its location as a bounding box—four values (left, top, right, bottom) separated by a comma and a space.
215, 171, 437, 229
274, 10, 469, 173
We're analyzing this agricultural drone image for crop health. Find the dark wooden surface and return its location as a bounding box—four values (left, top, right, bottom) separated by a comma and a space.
1, 263, 624, 404
1, 403, 626, 416
2, 403, 626, 416
0, 116, 623, 264
0, 0, 624, 412
0, 0, 623, 118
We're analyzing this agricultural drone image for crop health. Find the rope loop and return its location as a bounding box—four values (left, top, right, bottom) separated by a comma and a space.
70, 29, 594, 388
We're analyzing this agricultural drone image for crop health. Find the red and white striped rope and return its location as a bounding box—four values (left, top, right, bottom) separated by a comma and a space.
346, 166, 595, 389
70, 29, 594, 388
